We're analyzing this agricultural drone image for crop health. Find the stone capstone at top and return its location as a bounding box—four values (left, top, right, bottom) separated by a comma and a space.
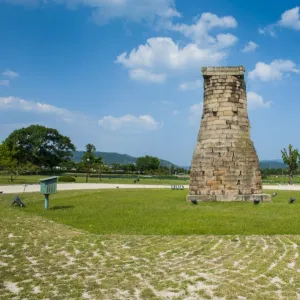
201, 66, 245, 76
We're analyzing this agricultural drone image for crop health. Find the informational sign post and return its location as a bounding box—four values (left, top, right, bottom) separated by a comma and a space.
39, 177, 58, 209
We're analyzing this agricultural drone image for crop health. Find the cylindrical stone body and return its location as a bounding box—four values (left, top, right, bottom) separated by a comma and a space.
188, 66, 263, 201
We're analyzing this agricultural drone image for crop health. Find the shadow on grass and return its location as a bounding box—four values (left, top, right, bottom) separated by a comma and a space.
50, 205, 74, 210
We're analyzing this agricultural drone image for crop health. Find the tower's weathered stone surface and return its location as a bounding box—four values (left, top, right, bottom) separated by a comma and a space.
187, 66, 270, 202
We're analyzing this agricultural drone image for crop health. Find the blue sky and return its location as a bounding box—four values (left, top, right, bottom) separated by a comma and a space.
0, 0, 300, 166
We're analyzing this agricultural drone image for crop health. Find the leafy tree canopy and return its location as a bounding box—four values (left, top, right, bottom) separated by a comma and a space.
81, 143, 103, 182
281, 144, 300, 184
82, 144, 97, 164
136, 155, 160, 172
4, 124, 76, 169
0, 142, 38, 181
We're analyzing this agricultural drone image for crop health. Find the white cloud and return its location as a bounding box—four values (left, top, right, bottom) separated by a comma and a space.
0, 80, 10, 87
258, 25, 276, 37
2, 69, 19, 78
242, 41, 258, 53
3, 0, 180, 24
179, 79, 202, 91
116, 12, 238, 83
116, 37, 227, 82
247, 92, 271, 109
188, 102, 203, 126
98, 114, 160, 132
116, 37, 225, 70
279, 6, 300, 30
248, 59, 300, 81
259, 6, 300, 36
169, 12, 237, 47
129, 69, 166, 83
0, 96, 76, 122
0, 97, 162, 157
87, 0, 180, 24
172, 110, 179, 115
215, 33, 238, 49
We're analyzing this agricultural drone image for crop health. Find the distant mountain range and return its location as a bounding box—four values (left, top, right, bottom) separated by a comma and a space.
181, 160, 287, 170
72, 151, 178, 168
72, 152, 287, 169
259, 159, 287, 169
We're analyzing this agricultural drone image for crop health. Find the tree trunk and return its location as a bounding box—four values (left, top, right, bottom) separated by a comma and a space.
289, 171, 294, 184
98, 168, 102, 181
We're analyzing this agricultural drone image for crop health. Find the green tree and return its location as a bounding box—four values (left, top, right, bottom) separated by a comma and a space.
74, 162, 84, 172
60, 159, 76, 171
82, 144, 103, 182
94, 157, 103, 181
136, 155, 160, 173
4, 125, 75, 170
82, 144, 96, 183
157, 166, 170, 175
281, 144, 299, 184
0, 142, 37, 182
111, 163, 122, 172
122, 163, 137, 173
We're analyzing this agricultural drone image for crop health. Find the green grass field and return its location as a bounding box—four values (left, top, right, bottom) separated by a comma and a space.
263, 175, 300, 185
1, 189, 300, 235
2, 174, 296, 186
1, 189, 300, 299
0, 174, 189, 186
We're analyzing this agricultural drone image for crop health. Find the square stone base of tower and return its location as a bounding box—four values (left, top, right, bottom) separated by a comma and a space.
186, 194, 272, 202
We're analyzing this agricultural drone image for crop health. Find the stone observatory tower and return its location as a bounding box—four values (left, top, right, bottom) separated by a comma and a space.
187, 66, 270, 202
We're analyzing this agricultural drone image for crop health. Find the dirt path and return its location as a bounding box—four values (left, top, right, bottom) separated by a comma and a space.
0, 183, 297, 194
0, 183, 188, 194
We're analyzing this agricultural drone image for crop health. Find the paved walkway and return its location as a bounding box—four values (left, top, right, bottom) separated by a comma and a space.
0, 183, 298, 194
0, 183, 189, 194
263, 184, 300, 191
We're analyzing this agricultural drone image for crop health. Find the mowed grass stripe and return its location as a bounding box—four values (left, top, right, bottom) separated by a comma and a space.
1, 189, 300, 235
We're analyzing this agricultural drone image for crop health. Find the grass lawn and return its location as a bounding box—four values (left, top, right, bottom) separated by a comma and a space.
1, 189, 300, 299
1, 189, 300, 235
0, 174, 189, 186
263, 175, 300, 185
2, 173, 292, 186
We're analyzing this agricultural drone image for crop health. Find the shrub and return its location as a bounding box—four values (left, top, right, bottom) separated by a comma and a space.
58, 176, 76, 183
